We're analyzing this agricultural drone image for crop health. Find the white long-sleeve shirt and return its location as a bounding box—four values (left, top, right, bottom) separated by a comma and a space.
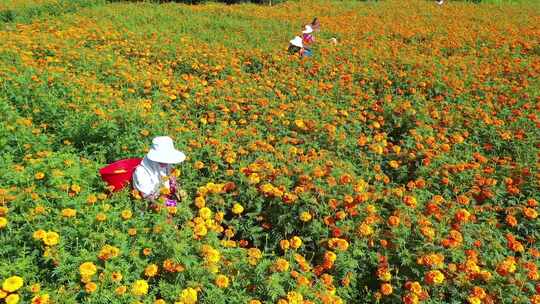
132, 157, 171, 199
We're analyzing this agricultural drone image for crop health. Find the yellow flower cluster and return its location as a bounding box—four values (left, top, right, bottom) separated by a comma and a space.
33, 230, 59, 246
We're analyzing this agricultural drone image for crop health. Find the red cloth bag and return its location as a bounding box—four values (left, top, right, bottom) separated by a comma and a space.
99, 158, 142, 191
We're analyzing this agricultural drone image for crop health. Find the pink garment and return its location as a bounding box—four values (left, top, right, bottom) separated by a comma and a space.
303, 33, 314, 45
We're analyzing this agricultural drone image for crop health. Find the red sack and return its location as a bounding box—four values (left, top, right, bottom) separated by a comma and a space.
99, 158, 142, 191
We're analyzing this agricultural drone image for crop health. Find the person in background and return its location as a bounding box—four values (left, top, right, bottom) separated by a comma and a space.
302, 24, 315, 46
133, 136, 186, 208
288, 36, 309, 56
437, 0, 444, 5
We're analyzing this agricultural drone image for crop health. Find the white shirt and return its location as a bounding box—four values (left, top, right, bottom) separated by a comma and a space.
132, 157, 171, 199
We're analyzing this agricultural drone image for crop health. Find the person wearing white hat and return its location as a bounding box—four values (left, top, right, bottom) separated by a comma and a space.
133, 136, 186, 204
302, 25, 315, 45
288, 36, 310, 57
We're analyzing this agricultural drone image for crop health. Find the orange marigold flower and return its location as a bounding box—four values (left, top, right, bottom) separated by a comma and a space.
215, 274, 229, 288
523, 207, 538, 219
380, 283, 393, 295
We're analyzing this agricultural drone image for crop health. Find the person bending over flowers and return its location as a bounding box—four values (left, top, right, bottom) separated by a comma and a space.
133, 136, 186, 209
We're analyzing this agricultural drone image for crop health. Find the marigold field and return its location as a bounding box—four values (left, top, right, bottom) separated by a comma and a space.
0, 0, 539, 303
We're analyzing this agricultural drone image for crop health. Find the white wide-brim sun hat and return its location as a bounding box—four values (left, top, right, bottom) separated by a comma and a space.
146, 136, 186, 164
302, 25, 313, 34
290, 36, 304, 48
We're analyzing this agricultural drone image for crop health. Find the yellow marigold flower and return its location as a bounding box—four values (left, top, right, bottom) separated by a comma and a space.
131, 279, 149, 296
0, 289, 6, 299
248, 173, 260, 184
96, 213, 107, 222
79, 262, 97, 277
32, 229, 45, 240
249, 300, 262, 304
248, 248, 262, 258
403, 293, 419, 304
207, 263, 219, 274
403, 195, 417, 208
43, 231, 59, 246
178, 287, 197, 304
328, 238, 349, 251
111, 272, 123, 282
85, 282, 97, 293
496, 257, 517, 276
98, 245, 120, 260
35, 172, 45, 180
155, 299, 166, 304
467, 297, 481, 304
410, 281, 423, 295
199, 207, 212, 219
0, 217, 7, 229
194, 196, 206, 208
194, 161, 205, 170
358, 223, 373, 236
325, 251, 337, 263
221, 240, 236, 248
299, 211, 312, 222
128, 228, 137, 236
425, 270, 445, 285
70, 184, 81, 193
290, 236, 302, 249
86, 194, 97, 204
287, 291, 303, 302
378, 270, 392, 282
61, 208, 76, 218
5, 294, 20, 304
224, 151, 236, 164
145, 264, 159, 278
202, 246, 220, 263
115, 285, 127, 295
2, 276, 24, 292
366, 204, 377, 214
193, 224, 207, 237
215, 274, 229, 288
80, 274, 92, 284
34, 205, 46, 215
480, 270, 493, 281
232, 203, 244, 215
274, 258, 289, 272
247, 248, 262, 265
121, 210, 132, 220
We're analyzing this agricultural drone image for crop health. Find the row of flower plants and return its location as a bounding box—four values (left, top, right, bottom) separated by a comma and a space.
0, 0, 539, 303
